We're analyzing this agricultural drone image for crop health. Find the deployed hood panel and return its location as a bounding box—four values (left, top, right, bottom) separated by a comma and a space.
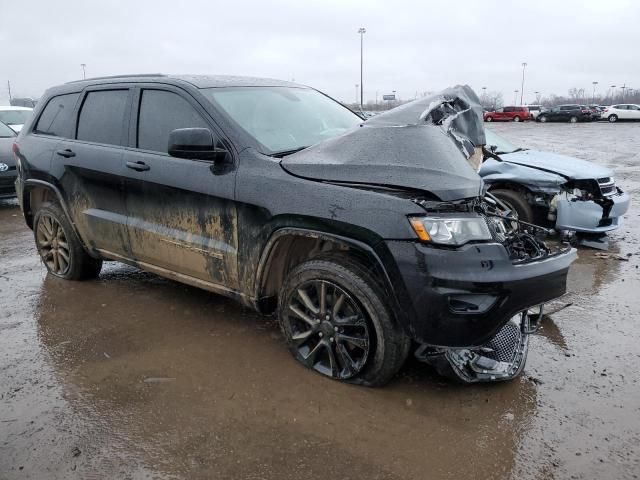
282, 85, 486, 202
281, 124, 482, 201
499, 150, 613, 180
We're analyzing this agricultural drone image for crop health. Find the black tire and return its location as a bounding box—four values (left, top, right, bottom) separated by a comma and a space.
608, 114, 618, 123
491, 189, 534, 224
513, 115, 521, 122
278, 258, 411, 387
538, 115, 547, 123
33, 202, 102, 280
569, 116, 578, 123
485, 116, 493, 122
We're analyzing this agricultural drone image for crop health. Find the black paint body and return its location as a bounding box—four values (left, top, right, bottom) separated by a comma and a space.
14, 75, 575, 347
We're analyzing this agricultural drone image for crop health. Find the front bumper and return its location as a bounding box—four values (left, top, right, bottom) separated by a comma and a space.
385, 240, 576, 347
0, 170, 17, 198
556, 190, 630, 233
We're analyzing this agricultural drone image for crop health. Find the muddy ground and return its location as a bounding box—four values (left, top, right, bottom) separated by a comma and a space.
1, 121, 639, 480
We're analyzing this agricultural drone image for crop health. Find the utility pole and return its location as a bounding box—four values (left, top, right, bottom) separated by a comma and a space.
520, 62, 527, 105
7, 80, 12, 103
358, 27, 366, 110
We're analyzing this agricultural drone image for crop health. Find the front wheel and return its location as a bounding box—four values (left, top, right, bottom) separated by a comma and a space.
278, 259, 410, 386
513, 116, 521, 122
608, 114, 618, 123
34, 202, 103, 280
538, 115, 548, 123
569, 116, 578, 123
491, 189, 534, 224
485, 116, 493, 122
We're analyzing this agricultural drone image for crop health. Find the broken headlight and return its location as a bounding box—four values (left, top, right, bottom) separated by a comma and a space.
409, 215, 492, 246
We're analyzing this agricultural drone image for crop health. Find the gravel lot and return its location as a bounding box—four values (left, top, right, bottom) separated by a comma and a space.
1, 121, 639, 479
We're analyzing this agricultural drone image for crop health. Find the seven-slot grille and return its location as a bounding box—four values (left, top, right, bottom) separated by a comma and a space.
597, 177, 616, 196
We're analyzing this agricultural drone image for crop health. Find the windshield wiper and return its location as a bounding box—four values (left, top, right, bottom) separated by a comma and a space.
269, 146, 310, 158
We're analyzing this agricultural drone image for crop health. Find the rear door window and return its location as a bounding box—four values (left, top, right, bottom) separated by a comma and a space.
137, 89, 209, 154
504, 107, 514, 112
76, 90, 129, 146
34, 93, 80, 137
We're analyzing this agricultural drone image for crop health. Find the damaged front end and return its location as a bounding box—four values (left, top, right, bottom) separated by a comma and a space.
409, 194, 572, 383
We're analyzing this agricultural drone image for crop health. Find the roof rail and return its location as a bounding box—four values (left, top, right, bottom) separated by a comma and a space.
66, 73, 166, 84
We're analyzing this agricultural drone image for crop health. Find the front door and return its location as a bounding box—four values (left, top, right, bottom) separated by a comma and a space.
123, 87, 239, 290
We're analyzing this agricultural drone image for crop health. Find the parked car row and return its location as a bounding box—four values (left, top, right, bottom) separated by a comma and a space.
484, 103, 640, 123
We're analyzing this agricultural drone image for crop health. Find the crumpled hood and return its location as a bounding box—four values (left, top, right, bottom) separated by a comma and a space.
281, 85, 485, 201
498, 150, 613, 180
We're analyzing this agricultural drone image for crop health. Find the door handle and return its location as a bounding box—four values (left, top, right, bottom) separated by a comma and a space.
126, 161, 150, 172
56, 149, 76, 158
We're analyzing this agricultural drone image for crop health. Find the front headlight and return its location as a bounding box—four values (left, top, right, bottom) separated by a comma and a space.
409, 215, 492, 246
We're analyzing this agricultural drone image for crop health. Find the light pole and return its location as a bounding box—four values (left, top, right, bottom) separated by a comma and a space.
534, 91, 540, 103
610, 85, 616, 103
358, 27, 366, 110
514, 90, 519, 105
520, 62, 527, 105
621, 83, 627, 101
592, 81, 598, 104
482, 86, 487, 105
355, 84, 359, 105
81, 63, 86, 79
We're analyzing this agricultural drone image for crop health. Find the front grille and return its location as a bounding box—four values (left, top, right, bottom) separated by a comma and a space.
598, 177, 616, 196
479, 322, 522, 363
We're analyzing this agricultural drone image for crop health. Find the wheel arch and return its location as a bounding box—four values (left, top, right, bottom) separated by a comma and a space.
21, 179, 92, 254
254, 228, 406, 329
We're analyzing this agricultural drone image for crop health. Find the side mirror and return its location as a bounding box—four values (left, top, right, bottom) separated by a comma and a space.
168, 128, 228, 161
490, 145, 498, 153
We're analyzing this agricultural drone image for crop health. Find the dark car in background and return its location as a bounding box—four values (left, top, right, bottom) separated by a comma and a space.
14, 75, 576, 386
0, 121, 18, 198
484, 106, 530, 122
537, 104, 592, 123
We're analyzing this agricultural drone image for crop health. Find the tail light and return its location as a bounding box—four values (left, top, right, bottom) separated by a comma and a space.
581, 109, 590, 113
12, 143, 21, 173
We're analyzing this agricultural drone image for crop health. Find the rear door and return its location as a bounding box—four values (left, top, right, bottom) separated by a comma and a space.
122, 86, 239, 289
617, 105, 631, 119
54, 86, 132, 256
629, 105, 640, 120
502, 107, 514, 120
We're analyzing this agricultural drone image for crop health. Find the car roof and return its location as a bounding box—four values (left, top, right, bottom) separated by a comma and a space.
0, 106, 33, 111
63, 73, 304, 89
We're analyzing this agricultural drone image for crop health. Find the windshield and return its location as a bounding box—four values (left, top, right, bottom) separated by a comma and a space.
484, 129, 520, 154
202, 87, 362, 155
0, 121, 16, 137
0, 110, 32, 126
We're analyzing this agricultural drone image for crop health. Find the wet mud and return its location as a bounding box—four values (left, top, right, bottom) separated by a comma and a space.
1, 122, 640, 479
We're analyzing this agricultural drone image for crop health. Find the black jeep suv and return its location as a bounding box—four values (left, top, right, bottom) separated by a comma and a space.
14, 75, 576, 386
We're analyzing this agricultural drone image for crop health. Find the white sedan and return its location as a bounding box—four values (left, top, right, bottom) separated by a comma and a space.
601, 104, 640, 122
0, 106, 33, 132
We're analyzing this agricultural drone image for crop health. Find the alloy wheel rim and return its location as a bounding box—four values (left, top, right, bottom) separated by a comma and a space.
36, 214, 70, 275
283, 280, 370, 380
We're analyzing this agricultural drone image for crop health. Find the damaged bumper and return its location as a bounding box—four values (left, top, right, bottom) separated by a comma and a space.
555, 189, 630, 233
385, 240, 576, 347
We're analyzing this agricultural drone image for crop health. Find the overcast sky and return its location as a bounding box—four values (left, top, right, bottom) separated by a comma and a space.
1, 0, 638, 105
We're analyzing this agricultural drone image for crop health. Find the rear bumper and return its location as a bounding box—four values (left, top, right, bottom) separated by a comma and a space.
556, 190, 630, 233
385, 240, 576, 347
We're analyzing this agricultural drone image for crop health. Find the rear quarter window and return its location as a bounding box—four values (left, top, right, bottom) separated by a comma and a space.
76, 90, 129, 146
34, 93, 80, 137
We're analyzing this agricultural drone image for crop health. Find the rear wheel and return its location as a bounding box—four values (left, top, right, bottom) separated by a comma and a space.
491, 189, 534, 224
539, 115, 548, 123
278, 259, 410, 387
513, 116, 521, 122
34, 202, 102, 280
569, 116, 578, 123
608, 114, 618, 123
